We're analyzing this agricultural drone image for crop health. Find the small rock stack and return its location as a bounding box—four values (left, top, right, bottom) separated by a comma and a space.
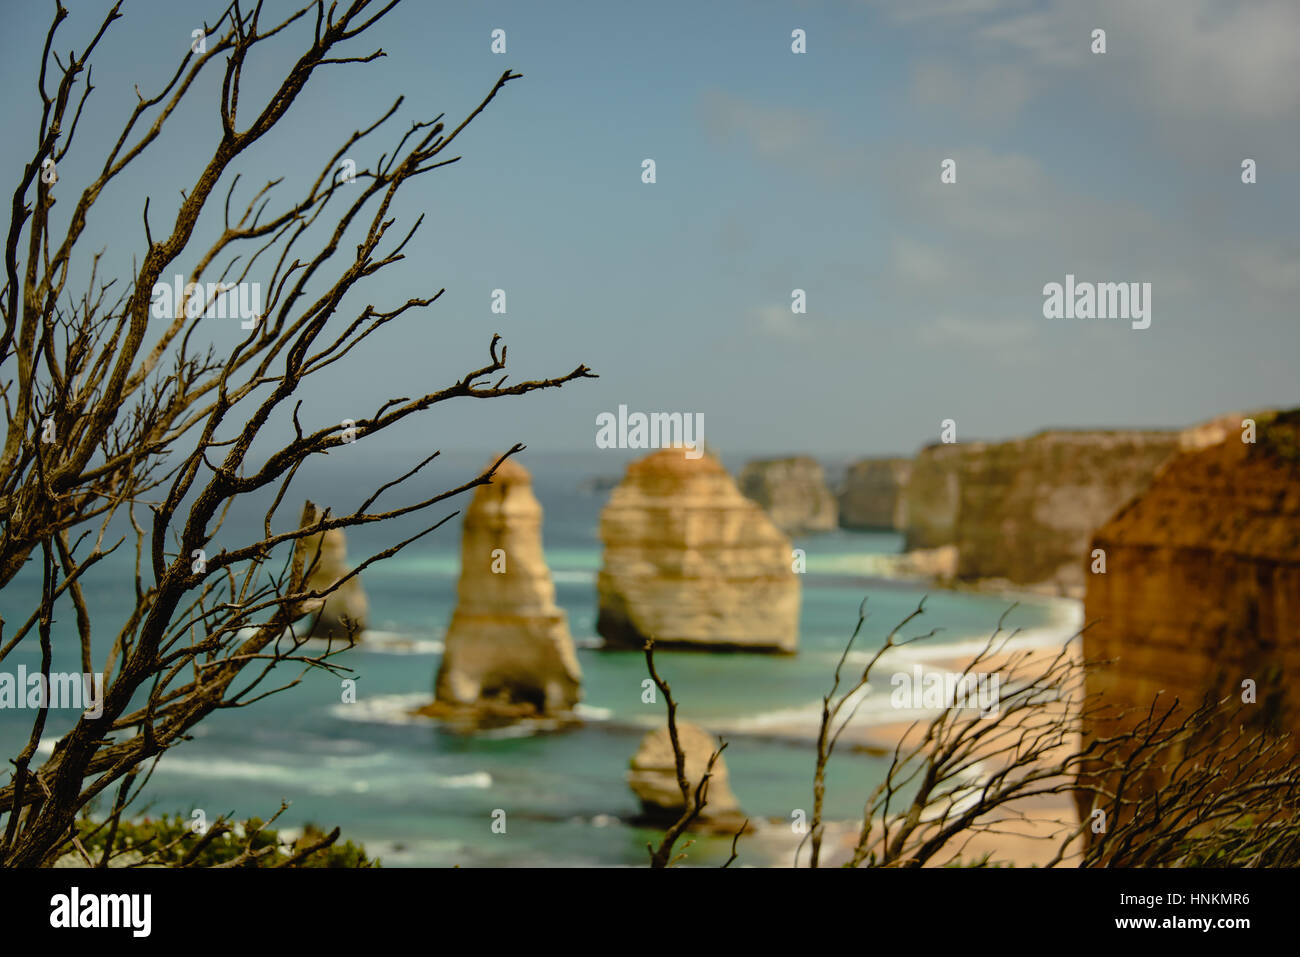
628, 722, 746, 832
294, 502, 369, 641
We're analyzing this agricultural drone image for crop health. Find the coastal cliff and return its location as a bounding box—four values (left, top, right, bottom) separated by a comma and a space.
838, 457, 911, 530
597, 448, 800, 653
952, 430, 1181, 591
900, 431, 1183, 592
430, 458, 582, 720
738, 456, 838, 534
1079, 411, 1300, 805
902, 444, 972, 551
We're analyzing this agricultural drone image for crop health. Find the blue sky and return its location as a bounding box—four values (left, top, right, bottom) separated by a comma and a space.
2, 0, 1296, 458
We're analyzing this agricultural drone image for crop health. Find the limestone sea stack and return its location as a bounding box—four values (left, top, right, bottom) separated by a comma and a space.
838, 457, 911, 530
628, 722, 745, 831
738, 457, 838, 534
294, 502, 369, 641
597, 448, 800, 653
431, 458, 582, 719
1077, 410, 1300, 816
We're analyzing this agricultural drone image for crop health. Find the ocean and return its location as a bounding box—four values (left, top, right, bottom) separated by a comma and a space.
0, 450, 1077, 866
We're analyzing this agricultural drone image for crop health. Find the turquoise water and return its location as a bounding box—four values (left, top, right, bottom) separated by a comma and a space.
0, 451, 1071, 866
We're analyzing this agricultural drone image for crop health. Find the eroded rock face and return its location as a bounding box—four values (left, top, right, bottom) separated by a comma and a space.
294, 505, 369, 641
432, 458, 582, 718
902, 444, 971, 551
900, 432, 1182, 592
952, 431, 1181, 591
738, 456, 838, 534
838, 457, 911, 530
628, 722, 744, 829
1078, 410, 1300, 818
597, 448, 800, 653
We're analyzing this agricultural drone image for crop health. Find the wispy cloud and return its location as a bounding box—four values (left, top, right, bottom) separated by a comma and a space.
910, 59, 1034, 125
881, 0, 1300, 128
753, 304, 810, 340
698, 89, 860, 179
892, 238, 954, 285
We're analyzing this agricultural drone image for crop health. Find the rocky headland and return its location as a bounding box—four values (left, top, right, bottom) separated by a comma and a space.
944, 429, 1182, 593
873, 420, 1253, 595
837, 457, 911, 530
1078, 409, 1300, 809
738, 456, 838, 534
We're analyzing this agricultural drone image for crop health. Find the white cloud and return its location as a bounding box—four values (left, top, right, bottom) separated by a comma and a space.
698, 89, 858, 179
911, 59, 1034, 125
975, 9, 1088, 68
892, 238, 953, 284
884, 0, 1300, 125
753, 304, 809, 339
1106, 0, 1300, 119
881, 0, 1034, 23
700, 90, 823, 160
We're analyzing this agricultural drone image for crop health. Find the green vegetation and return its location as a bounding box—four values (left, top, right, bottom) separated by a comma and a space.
72, 813, 378, 868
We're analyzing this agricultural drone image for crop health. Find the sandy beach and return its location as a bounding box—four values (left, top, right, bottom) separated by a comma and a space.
712, 597, 1088, 867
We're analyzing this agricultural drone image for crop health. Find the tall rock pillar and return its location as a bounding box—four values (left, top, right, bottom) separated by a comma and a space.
433, 458, 582, 717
